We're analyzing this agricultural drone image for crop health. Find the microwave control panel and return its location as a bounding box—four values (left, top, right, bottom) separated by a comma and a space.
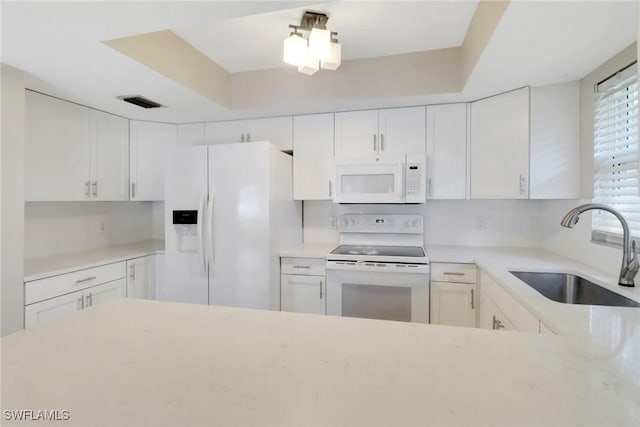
406, 163, 421, 195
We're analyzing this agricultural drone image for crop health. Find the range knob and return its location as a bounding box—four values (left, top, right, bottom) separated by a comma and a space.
412, 220, 420, 227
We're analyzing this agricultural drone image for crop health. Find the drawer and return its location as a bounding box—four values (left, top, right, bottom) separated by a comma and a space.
281, 257, 325, 276
25, 262, 126, 305
431, 263, 477, 283
480, 271, 539, 333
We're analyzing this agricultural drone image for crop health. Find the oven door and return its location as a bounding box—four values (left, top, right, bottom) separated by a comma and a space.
334, 162, 405, 204
326, 261, 429, 323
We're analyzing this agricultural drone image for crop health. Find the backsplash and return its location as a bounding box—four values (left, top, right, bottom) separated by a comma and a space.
303, 200, 546, 247
24, 202, 164, 259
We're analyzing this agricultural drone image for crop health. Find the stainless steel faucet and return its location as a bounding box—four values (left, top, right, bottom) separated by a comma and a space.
561, 203, 638, 287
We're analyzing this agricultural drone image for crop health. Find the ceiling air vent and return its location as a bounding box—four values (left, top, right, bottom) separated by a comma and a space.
117, 95, 164, 109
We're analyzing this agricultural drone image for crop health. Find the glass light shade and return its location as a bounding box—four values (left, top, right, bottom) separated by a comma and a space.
283, 33, 306, 66
320, 42, 341, 70
308, 27, 331, 61
297, 47, 319, 75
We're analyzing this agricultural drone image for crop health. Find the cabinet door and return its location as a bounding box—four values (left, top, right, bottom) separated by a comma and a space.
426, 104, 467, 199
479, 291, 516, 331
430, 281, 476, 327
90, 110, 129, 201
530, 82, 580, 199
245, 116, 293, 151
24, 290, 83, 328
334, 110, 379, 158
281, 274, 326, 314
205, 120, 243, 144
25, 91, 91, 201
470, 87, 530, 199
293, 114, 334, 200
378, 106, 426, 156
86, 278, 127, 307
130, 121, 176, 201
178, 123, 206, 146
127, 256, 155, 299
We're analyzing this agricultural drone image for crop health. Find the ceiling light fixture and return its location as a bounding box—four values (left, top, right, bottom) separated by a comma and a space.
283, 11, 341, 75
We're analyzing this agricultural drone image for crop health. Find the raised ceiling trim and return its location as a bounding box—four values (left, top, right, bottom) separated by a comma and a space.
104, 30, 231, 108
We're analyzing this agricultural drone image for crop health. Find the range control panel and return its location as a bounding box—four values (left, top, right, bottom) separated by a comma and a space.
339, 214, 424, 234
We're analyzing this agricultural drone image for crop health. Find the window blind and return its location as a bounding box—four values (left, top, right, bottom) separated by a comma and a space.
593, 62, 639, 242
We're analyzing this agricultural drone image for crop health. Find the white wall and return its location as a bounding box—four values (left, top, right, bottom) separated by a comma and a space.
151, 201, 165, 240
1, 64, 25, 335
24, 202, 156, 259
303, 200, 545, 248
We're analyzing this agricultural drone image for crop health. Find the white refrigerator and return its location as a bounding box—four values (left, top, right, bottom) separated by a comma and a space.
161, 141, 302, 310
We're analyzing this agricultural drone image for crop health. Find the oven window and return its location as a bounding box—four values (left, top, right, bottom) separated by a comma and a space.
342, 284, 411, 322
341, 174, 395, 194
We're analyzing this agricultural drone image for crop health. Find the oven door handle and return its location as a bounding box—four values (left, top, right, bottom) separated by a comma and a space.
325, 261, 429, 274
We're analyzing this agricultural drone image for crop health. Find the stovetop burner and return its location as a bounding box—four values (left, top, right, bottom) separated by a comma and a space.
330, 245, 426, 258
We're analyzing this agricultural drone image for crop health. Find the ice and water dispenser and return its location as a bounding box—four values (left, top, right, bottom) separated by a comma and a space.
172, 210, 199, 253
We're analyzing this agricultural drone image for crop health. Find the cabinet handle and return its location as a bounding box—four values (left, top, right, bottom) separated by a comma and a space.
470, 289, 475, 309
241, 134, 245, 143
519, 174, 526, 196
443, 272, 465, 276
131, 182, 136, 199
92, 180, 98, 198
85, 180, 90, 198
292, 265, 311, 269
320, 280, 323, 299
246, 133, 251, 142
492, 315, 505, 330
78, 295, 85, 309
130, 264, 136, 280
76, 276, 97, 284
329, 180, 332, 198
87, 293, 93, 307
380, 134, 384, 151
373, 134, 377, 152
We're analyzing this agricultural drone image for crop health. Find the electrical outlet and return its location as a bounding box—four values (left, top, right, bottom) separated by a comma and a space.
99, 220, 106, 234
328, 216, 337, 229
476, 215, 486, 230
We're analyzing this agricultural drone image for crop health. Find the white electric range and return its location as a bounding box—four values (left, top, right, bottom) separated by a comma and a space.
326, 214, 430, 323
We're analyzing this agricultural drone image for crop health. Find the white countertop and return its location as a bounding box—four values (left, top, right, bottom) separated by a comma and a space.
279, 242, 338, 259
24, 240, 165, 282
2, 298, 638, 426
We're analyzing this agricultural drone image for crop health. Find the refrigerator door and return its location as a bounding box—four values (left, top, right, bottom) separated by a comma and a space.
208, 142, 272, 309
161, 144, 209, 304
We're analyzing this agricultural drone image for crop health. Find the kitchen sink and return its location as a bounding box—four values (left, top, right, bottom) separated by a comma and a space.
509, 271, 640, 308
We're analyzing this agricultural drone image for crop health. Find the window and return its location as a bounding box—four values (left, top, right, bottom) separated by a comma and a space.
593, 62, 639, 243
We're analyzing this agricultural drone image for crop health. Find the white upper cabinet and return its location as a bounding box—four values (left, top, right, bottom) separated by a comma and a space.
529, 82, 580, 199
426, 103, 468, 199
130, 121, 176, 201
293, 113, 334, 200
470, 87, 530, 199
335, 110, 380, 158
205, 116, 293, 151
90, 110, 129, 201
335, 107, 425, 158
25, 91, 128, 201
177, 123, 206, 146
378, 107, 426, 155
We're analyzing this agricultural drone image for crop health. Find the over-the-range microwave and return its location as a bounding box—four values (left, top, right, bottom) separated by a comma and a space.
333, 154, 426, 204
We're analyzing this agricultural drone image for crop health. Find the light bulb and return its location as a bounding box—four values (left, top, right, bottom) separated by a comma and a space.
308, 27, 330, 61
297, 47, 319, 75
283, 33, 306, 66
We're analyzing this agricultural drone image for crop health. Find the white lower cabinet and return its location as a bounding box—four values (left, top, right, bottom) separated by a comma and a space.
430, 263, 477, 327
126, 255, 156, 299
25, 278, 126, 328
479, 271, 540, 333
280, 257, 326, 315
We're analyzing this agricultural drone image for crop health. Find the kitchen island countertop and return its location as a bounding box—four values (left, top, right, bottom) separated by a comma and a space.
2, 298, 639, 426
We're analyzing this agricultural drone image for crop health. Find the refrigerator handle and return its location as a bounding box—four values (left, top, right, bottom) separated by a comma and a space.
197, 187, 207, 274
206, 185, 215, 268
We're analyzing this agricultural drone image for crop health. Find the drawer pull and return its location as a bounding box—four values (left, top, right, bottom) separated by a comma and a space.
293, 265, 311, 269
470, 289, 475, 309
76, 276, 97, 284
443, 272, 465, 276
